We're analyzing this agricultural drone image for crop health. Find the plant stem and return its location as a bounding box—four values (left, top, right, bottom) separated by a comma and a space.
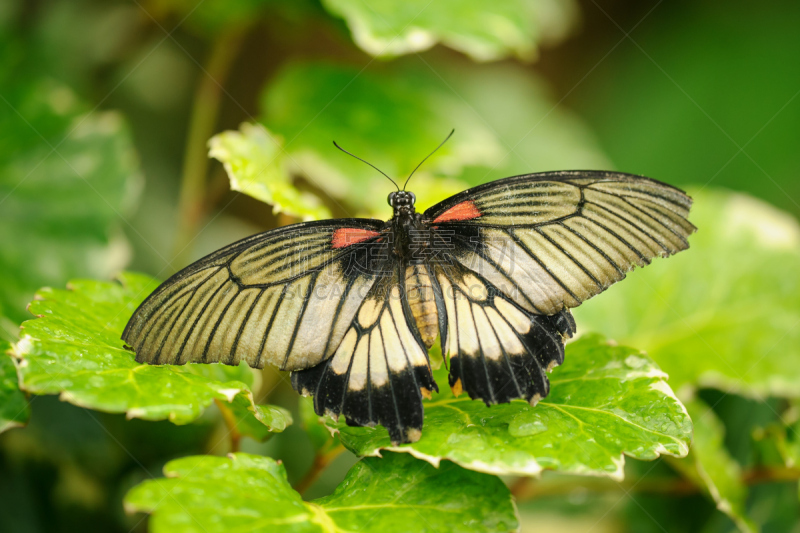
214, 398, 242, 453
742, 465, 800, 484
171, 25, 248, 269
293, 445, 345, 496
510, 466, 800, 501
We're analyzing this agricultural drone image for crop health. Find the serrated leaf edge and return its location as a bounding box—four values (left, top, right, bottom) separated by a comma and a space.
9, 277, 289, 435
332, 348, 691, 480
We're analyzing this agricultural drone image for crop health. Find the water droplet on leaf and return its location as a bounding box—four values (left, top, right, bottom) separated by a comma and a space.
508, 418, 547, 437
624, 354, 648, 369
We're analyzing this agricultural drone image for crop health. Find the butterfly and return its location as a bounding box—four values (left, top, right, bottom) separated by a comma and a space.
122, 132, 695, 445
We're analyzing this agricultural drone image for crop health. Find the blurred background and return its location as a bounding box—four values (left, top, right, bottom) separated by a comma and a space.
1, 0, 799, 531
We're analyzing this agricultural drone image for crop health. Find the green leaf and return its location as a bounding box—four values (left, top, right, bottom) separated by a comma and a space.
11, 272, 290, 439
125, 451, 519, 532
209, 123, 332, 221
260, 61, 496, 216
439, 62, 612, 185
331, 335, 691, 479
1, 341, 29, 433
573, 189, 800, 397
258, 60, 609, 217
321, 0, 579, 61
314, 452, 517, 532
752, 416, 800, 471
299, 396, 339, 454
218, 394, 293, 441
666, 398, 756, 533
0, 70, 141, 327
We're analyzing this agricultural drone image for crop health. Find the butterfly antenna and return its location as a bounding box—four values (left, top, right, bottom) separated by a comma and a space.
403, 129, 454, 190
333, 141, 400, 191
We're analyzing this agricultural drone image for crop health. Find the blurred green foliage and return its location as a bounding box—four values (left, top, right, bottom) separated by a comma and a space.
669, 398, 756, 533
566, 0, 800, 220
321, 0, 579, 61
209, 122, 332, 220
0, 340, 28, 433
1, 0, 799, 532
0, 48, 141, 330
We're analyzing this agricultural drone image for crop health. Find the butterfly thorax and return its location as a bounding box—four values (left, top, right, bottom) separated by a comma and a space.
387, 189, 421, 259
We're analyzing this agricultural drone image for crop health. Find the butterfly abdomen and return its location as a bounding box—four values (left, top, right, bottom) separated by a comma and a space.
405, 264, 438, 348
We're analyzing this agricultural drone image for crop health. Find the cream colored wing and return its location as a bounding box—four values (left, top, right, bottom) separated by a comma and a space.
433, 261, 575, 406
122, 220, 386, 371
425, 171, 696, 315
292, 263, 438, 445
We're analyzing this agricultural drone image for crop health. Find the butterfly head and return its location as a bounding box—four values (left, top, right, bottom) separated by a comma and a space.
388, 190, 416, 216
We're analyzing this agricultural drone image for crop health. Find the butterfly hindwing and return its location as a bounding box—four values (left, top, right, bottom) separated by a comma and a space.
291, 261, 438, 444
433, 262, 575, 405
122, 220, 385, 371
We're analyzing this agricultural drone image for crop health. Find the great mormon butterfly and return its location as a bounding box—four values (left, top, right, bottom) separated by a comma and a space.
123, 133, 695, 444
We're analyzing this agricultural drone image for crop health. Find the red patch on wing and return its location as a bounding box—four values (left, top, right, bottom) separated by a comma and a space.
331, 228, 381, 248
432, 200, 481, 223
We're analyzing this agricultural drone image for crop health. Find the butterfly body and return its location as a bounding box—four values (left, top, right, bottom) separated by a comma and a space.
405, 263, 438, 348
388, 191, 446, 350
123, 171, 695, 445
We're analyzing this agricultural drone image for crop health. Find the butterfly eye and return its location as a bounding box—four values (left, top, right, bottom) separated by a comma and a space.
387, 192, 396, 206
408, 192, 416, 204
